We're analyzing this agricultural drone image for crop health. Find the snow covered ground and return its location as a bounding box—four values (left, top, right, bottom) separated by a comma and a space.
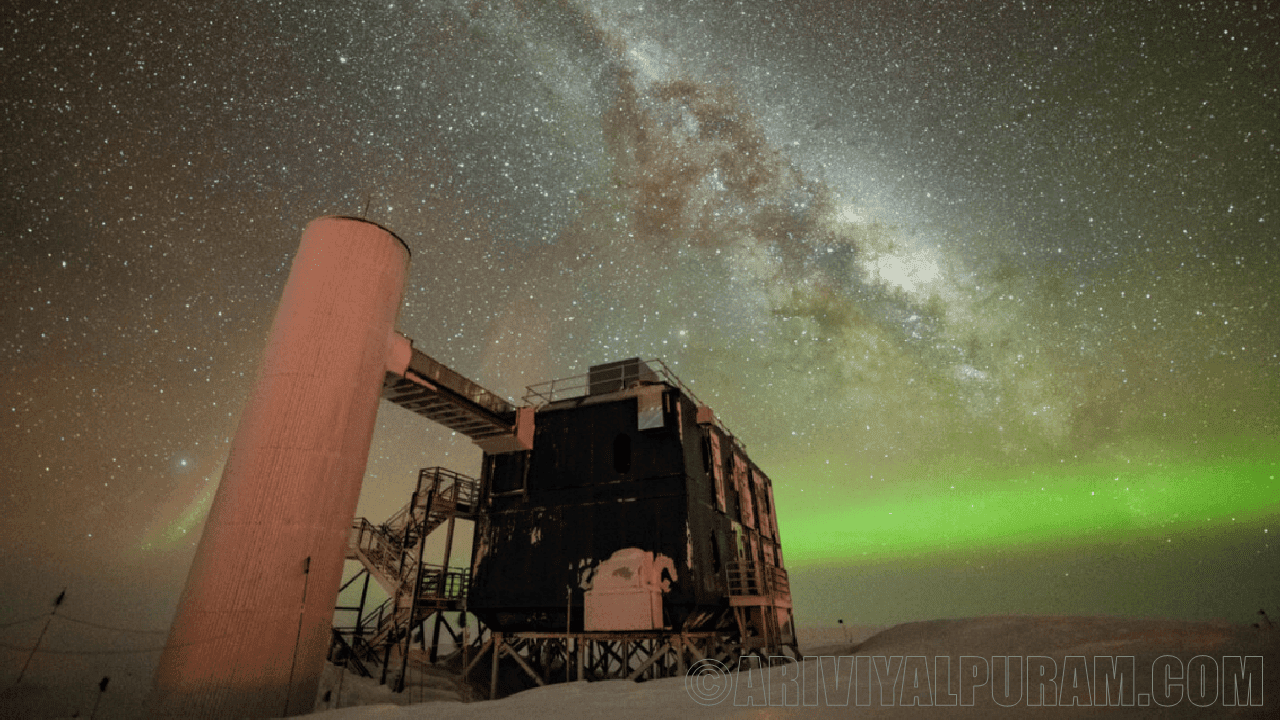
4, 617, 1272, 718
305, 618, 1278, 719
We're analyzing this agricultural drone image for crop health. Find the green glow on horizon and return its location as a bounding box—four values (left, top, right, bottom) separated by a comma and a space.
776, 458, 1279, 567
138, 469, 221, 551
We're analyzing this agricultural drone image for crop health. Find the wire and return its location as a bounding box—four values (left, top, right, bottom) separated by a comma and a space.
56, 615, 168, 635
1, 614, 168, 635
0, 641, 169, 655
0, 634, 240, 656
0, 614, 45, 629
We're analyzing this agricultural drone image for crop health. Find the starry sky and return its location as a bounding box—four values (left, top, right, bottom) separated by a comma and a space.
2, 0, 1278, 710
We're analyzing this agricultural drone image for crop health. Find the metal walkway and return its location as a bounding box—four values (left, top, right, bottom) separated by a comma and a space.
382, 346, 518, 448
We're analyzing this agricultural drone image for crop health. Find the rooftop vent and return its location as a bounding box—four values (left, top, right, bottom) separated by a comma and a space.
587, 357, 658, 396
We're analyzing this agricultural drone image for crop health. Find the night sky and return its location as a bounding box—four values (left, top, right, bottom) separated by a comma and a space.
2, 0, 1278, 712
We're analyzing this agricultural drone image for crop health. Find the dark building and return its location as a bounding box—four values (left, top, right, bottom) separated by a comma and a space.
469, 358, 796, 655
338, 352, 799, 695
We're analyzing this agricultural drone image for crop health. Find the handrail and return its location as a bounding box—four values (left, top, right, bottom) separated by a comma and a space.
404, 348, 514, 418
725, 561, 789, 599
416, 564, 471, 601
350, 518, 413, 583
725, 560, 763, 597
418, 466, 479, 513
523, 358, 741, 442
766, 566, 790, 598
362, 598, 393, 634
524, 358, 687, 405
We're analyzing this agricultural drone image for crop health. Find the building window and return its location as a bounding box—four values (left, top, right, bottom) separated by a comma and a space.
612, 433, 631, 474
734, 452, 753, 528
705, 429, 725, 512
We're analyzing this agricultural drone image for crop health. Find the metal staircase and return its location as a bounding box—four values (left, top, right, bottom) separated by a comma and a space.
725, 560, 795, 653
332, 467, 478, 680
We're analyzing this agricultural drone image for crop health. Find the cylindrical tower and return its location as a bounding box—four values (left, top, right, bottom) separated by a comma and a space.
152, 217, 410, 717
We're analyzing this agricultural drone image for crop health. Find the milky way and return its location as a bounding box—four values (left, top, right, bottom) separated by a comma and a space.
1, 0, 1277, 711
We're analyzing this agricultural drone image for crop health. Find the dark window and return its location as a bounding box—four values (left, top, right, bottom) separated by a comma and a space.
612, 433, 631, 474
490, 451, 528, 494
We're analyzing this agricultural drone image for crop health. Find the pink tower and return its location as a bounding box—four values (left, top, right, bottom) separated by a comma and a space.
152, 217, 411, 717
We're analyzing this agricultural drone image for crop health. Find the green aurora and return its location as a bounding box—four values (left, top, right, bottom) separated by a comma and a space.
778, 455, 1278, 565
775, 449, 1278, 623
